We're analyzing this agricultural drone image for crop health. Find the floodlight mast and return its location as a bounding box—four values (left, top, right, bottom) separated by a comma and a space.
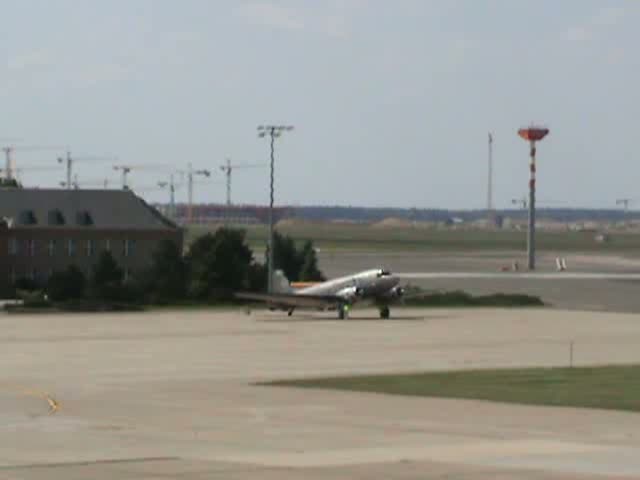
518, 126, 549, 270
186, 163, 211, 222
257, 125, 294, 293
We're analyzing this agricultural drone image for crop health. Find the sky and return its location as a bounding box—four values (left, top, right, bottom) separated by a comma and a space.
1, 0, 639, 209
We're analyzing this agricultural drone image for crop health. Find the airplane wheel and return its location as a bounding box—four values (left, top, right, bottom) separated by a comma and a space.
379, 306, 390, 319
338, 305, 348, 320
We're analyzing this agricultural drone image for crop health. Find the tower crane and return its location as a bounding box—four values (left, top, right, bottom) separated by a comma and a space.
512, 197, 528, 209
184, 163, 211, 222
219, 158, 266, 206
616, 198, 634, 213
60, 176, 113, 189
57, 150, 116, 190
157, 174, 182, 219
0, 164, 63, 184
512, 197, 566, 210
112, 164, 170, 190
1, 144, 65, 180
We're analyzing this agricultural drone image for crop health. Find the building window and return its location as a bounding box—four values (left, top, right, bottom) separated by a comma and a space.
8, 267, 16, 285
105, 239, 111, 252
67, 239, 76, 257
76, 211, 94, 226
48, 209, 65, 225
29, 268, 38, 281
19, 210, 37, 225
86, 239, 94, 257
28, 239, 35, 257
48, 240, 56, 257
123, 239, 135, 257
8, 238, 18, 255
48, 209, 65, 226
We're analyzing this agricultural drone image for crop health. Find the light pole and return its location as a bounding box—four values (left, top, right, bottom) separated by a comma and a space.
187, 163, 211, 223
258, 124, 294, 293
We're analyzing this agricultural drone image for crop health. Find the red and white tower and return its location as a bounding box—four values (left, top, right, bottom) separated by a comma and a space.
518, 126, 549, 270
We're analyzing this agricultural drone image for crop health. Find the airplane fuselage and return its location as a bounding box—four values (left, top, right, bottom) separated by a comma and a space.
297, 269, 400, 298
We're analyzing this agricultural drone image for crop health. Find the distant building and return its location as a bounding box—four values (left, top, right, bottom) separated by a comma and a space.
0, 188, 183, 294
170, 203, 292, 225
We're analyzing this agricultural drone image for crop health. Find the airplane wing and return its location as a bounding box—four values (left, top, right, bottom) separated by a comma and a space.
234, 292, 344, 309
398, 272, 640, 280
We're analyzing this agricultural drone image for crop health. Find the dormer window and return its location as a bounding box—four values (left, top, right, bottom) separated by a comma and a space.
76, 210, 93, 226
48, 209, 65, 226
18, 210, 37, 225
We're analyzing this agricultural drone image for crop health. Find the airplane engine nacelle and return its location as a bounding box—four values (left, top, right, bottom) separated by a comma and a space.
389, 286, 405, 298
336, 286, 364, 301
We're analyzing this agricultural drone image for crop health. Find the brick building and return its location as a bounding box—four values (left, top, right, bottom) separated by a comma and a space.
0, 188, 183, 294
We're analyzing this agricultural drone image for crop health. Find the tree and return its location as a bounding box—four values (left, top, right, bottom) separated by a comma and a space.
0, 178, 21, 188
272, 231, 301, 281
91, 251, 124, 300
186, 228, 256, 300
247, 261, 268, 292
47, 265, 86, 301
271, 232, 325, 282
142, 239, 187, 303
298, 240, 325, 281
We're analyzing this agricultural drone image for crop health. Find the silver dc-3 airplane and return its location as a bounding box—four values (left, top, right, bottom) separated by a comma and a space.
236, 267, 640, 320
235, 268, 404, 319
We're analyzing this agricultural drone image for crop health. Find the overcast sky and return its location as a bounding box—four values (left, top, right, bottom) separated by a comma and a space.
1, 0, 638, 209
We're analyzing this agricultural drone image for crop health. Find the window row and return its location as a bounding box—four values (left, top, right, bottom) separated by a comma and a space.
8, 266, 132, 284
8, 238, 136, 257
17, 209, 93, 226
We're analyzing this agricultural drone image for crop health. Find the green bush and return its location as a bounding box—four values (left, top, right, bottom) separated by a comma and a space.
57, 299, 145, 312
271, 232, 325, 282
47, 266, 86, 301
404, 289, 544, 307
139, 239, 187, 303
186, 228, 260, 300
90, 251, 126, 301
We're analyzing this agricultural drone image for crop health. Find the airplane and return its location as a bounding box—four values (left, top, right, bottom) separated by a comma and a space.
235, 268, 404, 319
236, 267, 640, 320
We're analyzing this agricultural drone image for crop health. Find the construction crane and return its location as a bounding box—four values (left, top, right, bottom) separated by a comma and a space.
157, 174, 182, 219
219, 158, 266, 206
616, 198, 634, 213
60, 176, 112, 189
113, 164, 170, 190
512, 197, 566, 210
1, 144, 65, 180
57, 150, 116, 190
184, 163, 211, 223
0, 164, 62, 184
512, 197, 528, 209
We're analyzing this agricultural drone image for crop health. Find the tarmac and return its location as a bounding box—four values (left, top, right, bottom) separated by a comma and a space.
2, 307, 640, 479
322, 250, 640, 313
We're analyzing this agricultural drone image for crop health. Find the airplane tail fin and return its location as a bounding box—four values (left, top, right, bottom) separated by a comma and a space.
272, 269, 294, 294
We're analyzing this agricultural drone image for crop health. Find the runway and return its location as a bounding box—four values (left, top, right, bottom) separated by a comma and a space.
321, 251, 640, 313
2, 307, 640, 478
399, 272, 640, 279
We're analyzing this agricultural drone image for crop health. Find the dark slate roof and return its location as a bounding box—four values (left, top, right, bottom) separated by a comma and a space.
0, 188, 179, 230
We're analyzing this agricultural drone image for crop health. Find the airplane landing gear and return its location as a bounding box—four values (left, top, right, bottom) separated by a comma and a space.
287, 308, 295, 317
338, 304, 349, 320
379, 306, 390, 319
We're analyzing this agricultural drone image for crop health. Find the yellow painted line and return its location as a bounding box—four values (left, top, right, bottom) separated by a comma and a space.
2, 385, 60, 415
45, 394, 59, 414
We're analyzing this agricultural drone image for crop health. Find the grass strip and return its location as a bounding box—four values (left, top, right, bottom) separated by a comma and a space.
263, 365, 640, 412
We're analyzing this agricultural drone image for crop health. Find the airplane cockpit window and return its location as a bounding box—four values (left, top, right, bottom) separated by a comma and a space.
377, 269, 392, 277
